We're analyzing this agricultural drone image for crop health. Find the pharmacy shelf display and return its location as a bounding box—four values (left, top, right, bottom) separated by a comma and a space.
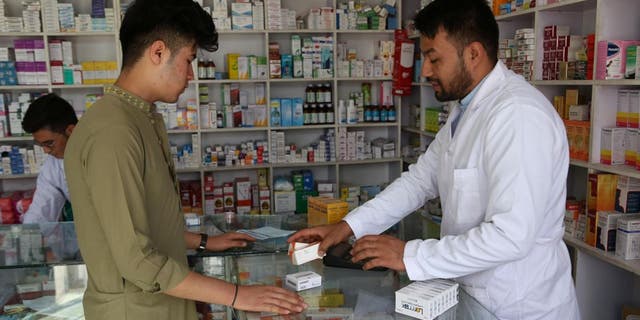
0, 0, 405, 219
497, 0, 640, 319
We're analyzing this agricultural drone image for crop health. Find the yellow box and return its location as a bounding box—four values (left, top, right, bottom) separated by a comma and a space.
227, 53, 240, 80
586, 174, 618, 246
565, 89, 580, 120
81, 61, 95, 84
307, 197, 349, 227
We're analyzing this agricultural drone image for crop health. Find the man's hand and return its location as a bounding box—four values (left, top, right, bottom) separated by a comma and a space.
288, 221, 353, 256
351, 235, 407, 271
233, 285, 307, 314
206, 232, 255, 251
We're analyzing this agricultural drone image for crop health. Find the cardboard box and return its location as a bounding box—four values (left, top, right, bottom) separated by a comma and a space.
274, 191, 296, 213
288, 242, 323, 265
616, 216, 640, 259
285, 271, 322, 291
307, 196, 349, 227
586, 174, 618, 246
596, 211, 639, 251
600, 127, 626, 165
395, 279, 459, 320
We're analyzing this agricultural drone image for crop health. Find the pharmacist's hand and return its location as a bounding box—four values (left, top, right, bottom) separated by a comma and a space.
351, 235, 406, 271
288, 221, 353, 256
206, 232, 255, 251
234, 285, 307, 314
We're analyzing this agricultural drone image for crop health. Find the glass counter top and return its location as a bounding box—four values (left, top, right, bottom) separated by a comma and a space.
1, 257, 497, 320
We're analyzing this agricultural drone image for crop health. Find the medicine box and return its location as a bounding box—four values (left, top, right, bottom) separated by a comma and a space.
616, 176, 640, 213
596, 211, 640, 251
597, 40, 640, 80
617, 89, 630, 127
616, 216, 640, 260
395, 279, 459, 320
285, 271, 322, 291
288, 242, 323, 265
626, 45, 640, 80
307, 196, 349, 227
626, 129, 639, 166
629, 90, 640, 128
274, 191, 296, 213
586, 174, 618, 246
600, 127, 626, 165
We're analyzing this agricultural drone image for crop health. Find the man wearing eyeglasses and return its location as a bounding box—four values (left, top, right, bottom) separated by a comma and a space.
21, 93, 77, 224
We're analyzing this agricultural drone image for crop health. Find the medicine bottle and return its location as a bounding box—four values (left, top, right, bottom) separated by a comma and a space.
326, 103, 334, 124
317, 103, 326, 124
338, 100, 347, 124
310, 103, 318, 124
306, 84, 316, 103
198, 59, 207, 79
387, 106, 396, 122
206, 59, 216, 79
315, 84, 324, 103
303, 103, 311, 125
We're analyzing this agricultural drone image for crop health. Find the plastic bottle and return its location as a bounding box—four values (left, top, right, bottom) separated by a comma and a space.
338, 100, 347, 124
347, 99, 357, 124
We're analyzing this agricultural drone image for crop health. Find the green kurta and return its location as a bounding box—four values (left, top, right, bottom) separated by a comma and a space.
64, 86, 197, 320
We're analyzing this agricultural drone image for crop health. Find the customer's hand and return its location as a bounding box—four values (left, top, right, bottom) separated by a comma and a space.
351, 234, 406, 271
233, 285, 307, 314
288, 221, 353, 256
206, 232, 255, 251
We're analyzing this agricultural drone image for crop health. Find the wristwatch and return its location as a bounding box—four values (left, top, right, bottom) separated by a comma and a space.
196, 233, 208, 253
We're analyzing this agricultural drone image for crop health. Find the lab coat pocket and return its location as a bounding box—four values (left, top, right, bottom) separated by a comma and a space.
451, 168, 482, 228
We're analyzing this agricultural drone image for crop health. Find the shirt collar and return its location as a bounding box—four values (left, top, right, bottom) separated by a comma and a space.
459, 73, 489, 112
104, 85, 156, 114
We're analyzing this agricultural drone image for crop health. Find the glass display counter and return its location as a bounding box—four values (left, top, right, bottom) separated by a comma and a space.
0, 217, 497, 320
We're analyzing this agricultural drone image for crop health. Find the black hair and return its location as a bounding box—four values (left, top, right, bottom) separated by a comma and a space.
415, 0, 499, 64
22, 93, 78, 134
119, 0, 218, 69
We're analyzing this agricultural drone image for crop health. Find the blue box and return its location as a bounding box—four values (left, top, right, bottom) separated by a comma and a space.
270, 99, 281, 127
292, 98, 304, 126
281, 54, 293, 78
280, 98, 292, 127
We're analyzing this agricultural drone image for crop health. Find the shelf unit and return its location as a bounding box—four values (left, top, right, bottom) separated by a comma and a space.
192, 0, 404, 215
497, 1, 640, 319
0, 0, 404, 217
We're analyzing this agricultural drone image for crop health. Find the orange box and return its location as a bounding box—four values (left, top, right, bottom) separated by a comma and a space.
564, 120, 590, 161
585, 174, 618, 246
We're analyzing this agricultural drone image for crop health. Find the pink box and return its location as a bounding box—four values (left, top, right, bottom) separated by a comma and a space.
597, 40, 640, 80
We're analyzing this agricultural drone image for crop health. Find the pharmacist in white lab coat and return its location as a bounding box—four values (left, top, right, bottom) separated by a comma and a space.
289, 0, 580, 319
21, 93, 76, 224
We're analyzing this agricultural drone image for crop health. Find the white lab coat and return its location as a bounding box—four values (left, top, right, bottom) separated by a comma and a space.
22, 156, 70, 223
344, 61, 580, 319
